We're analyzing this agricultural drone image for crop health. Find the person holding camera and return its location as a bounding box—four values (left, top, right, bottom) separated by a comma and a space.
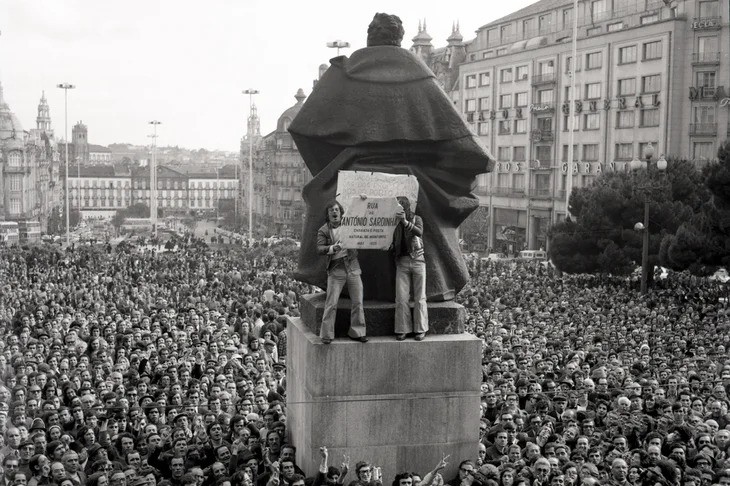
392, 197, 427, 341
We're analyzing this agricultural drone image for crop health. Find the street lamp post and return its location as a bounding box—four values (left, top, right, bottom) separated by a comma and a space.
630, 143, 667, 294
326, 40, 350, 56
57, 83, 75, 245
149, 121, 161, 238
243, 89, 259, 242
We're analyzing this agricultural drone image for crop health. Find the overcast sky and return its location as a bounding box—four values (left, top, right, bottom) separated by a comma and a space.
0, 0, 535, 152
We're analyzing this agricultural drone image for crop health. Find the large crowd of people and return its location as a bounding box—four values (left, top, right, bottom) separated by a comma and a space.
0, 233, 729, 486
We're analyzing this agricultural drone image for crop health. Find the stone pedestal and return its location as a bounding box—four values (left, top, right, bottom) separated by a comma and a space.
287, 317, 480, 480
299, 293, 467, 337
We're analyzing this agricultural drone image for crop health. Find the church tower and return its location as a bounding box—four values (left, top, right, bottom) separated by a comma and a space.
36, 91, 52, 133
247, 103, 261, 142
72, 121, 89, 165
410, 19, 433, 64
446, 21, 466, 69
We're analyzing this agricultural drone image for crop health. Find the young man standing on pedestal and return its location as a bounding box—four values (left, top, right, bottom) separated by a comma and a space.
392, 196, 428, 341
317, 200, 368, 344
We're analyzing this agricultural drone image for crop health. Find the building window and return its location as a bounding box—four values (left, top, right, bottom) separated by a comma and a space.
566, 56, 581, 73
587, 27, 602, 36
641, 14, 659, 24
616, 111, 635, 128
514, 146, 526, 161
479, 97, 491, 110
501, 24, 513, 42
563, 114, 581, 131
585, 83, 601, 99
478, 122, 490, 135
539, 14, 552, 34
515, 119, 528, 134
615, 143, 633, 160
523, 18, 535, 36
583, 144, 599, 161
699, 0, 719, 17
618, 78, 636, 96
640, 109, 660, 127
466, 75, 477, 88
618, 45, 637, 64
499, 94, 512, 108
9, 175, 21, 191
498, 146, 511, 160
562, 8, 574, 29
498, 120, 511, 134
515, 92, 528, 107
693, 142, 715, 160
586, 52, 602, 69
562, 144, 578, 162
7, 151, 21, 167
697, 71, 716, 89
501, 68, 513, 83
584, 113, 600, 130
535, 146, 552, 162
643, 41, 662, 60
9, 198, 21, 214
591, 0, 610, 22
497, 173, 510, 188
466, 99, 477, 112
497, 48, 507, 56
694, 105, 716, 123
538, 89, 554, 104
514, 173, 525, 191
479, 72, 491, 86
516, 65, 529, 81
698, 35, 718, 54
641, 75, 661, 95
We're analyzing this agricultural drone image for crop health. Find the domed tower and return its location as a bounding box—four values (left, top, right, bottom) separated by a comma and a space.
36, 91, 52, 133
72, 121, 89, 164
410, 19, 433, 65
0, 80, 25, 141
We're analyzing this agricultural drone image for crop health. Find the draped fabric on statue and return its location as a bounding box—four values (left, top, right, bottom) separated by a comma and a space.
289, 46, 494, 302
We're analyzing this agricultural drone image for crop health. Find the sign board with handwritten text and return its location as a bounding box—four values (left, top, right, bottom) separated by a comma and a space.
338, 197, 401, 250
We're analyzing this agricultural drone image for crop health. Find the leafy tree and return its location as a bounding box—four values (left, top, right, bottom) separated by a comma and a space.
661, 142, 730, 271
549, 158, 708, 278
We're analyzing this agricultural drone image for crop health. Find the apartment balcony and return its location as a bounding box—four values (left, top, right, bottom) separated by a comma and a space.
531, 129, 554, 142
532, 73, 556, 86
692, 52, 721, 65
695, 86, 717, 99
691, 16, 722, 30
689, 123, 718, 136
492, 186, 526, 196
530, 188, 553, 199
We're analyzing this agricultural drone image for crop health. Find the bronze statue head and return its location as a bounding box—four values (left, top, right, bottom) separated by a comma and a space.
367, 13, 404, 47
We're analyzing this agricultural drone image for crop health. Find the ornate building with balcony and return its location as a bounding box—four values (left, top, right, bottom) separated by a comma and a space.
0, 83, 61, 232
243, 89, 311, 237
455, 0, 730, 252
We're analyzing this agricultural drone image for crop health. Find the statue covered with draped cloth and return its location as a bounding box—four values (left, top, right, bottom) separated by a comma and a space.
289, 13, 494, 302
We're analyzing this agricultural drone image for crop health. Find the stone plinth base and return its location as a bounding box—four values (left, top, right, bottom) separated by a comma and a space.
299, 293, 466, 337
287, 317, 480, 480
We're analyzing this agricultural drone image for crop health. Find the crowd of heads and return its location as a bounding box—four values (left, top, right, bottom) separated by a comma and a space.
456, 257, 730, 486
0, 234, 729, 486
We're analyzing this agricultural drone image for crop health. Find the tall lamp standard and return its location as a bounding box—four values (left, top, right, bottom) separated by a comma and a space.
242, 89, 258, 242
57, 83, 75, 245
149, 120, 161, 238
326, 40, 350, 56
630, 142, 667, 294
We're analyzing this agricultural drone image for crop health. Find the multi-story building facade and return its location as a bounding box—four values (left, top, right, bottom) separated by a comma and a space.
242, 89, 311, 237
67, 164, 238, 219
455, 0, 729, 252
0, 83, 62, 232
67, 165, 132, 219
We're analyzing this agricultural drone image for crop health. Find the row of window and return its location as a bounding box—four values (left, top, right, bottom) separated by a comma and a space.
466, 76, 662, 115
494, 142, 660, 163
618, 41, 662, 64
